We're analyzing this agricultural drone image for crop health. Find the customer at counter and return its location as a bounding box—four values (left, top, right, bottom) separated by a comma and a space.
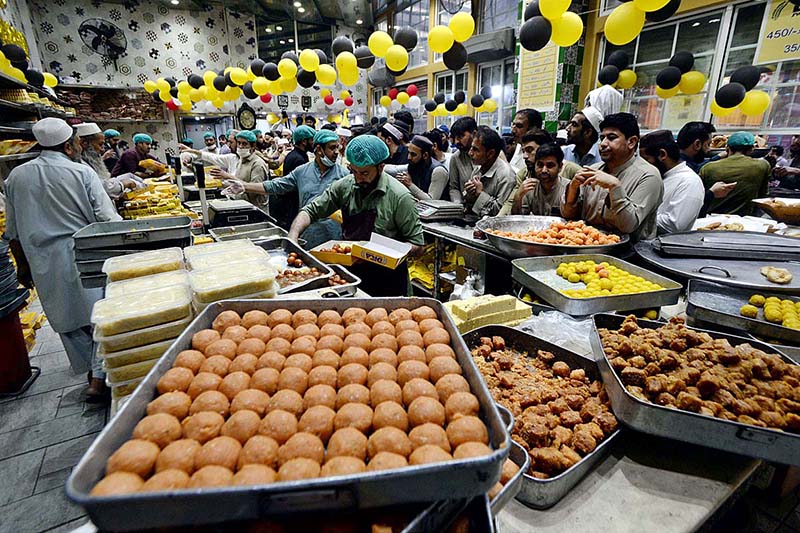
76, 122, 144, 201
639, 130, 705, 234
378, 122, 409, 165
508, 108, 544, 172
508, 142, 571, 217
562, 112, 663, 241
288, 135, 424, 297
463, 126, 516, 217
700, 132, 771, 216
676, 121, 736, 216
773, 135, 800, 189
111, 133, 158, 177
448, 117, 478, 204
395, 135, 448, 201
563, 108, 602, 167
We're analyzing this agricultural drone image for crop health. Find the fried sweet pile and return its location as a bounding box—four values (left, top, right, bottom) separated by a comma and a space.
600, 316, 800, 432
470, 336, 617, 479
488, 220, 620, 246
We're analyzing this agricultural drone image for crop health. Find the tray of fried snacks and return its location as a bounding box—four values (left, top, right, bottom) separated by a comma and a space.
512, 254, 682, 316
256, 238, 333, 294
463, 326, 620, 509
476, 216, 629, 259
67, 298, 510, 531
592, 313, 800, 465
687, 280, 800, 345
102, 247, 184, 282
92, 284, 192, 337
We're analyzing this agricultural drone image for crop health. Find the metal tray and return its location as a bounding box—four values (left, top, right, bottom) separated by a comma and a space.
80, 274, 106, 289
66, 298, 510, 532
298, 264, 362, 298
73, 216, 192, 250
654, 231, 800, 262
490, 441, 529, 515
635, 240, 800, 294
590, 313, 800, 466
497, 404, 514, 433
254, 238, 333, 295
686, 279, 800, 345
462, 325, 620, 509
511, 254, 682, 316
209, 222, 289, 242
75, 259, 104, 275
475, 216, 630, 259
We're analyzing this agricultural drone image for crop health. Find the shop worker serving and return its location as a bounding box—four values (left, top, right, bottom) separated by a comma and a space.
288, 135, 424, 297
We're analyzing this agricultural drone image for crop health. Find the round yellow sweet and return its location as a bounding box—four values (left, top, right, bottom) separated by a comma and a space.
748, 294, 766, 307
764, 308, 783, 323
568, 273, 581, 283
740, 305, 759, 319
644, 310, 658, 320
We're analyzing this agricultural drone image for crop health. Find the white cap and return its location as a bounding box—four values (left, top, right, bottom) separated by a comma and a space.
585, 85, 623, 117
350, 116, 365, 127
581, 106, 604, 133
556, 129, 568, 141
33, 117, 74, 147
75, 122, 102, 137
277, 138, 290, 145
336, 127, 352, 138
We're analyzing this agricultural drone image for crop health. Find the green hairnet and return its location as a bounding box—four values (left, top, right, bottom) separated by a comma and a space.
104, 129, 120, 138
313, 129, 339, 146
293, 125, 316, 143
133, 133, 153, 144
253, 129, 262, 136
226, 129, 234, 137
236, 130, 257, 143
203, 132, 215, 139
345, 135, 390, 167
182, 137, 194, 145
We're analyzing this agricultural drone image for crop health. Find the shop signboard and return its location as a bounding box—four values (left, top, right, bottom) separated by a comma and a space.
517, 41, 559, 112
755, 0, 800, 64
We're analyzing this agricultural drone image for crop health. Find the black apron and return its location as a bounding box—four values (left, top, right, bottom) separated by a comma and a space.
342, 207, 410, 297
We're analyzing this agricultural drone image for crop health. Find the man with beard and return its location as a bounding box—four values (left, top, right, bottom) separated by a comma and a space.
464, 126, 517, 217
773, 135, 800, 189
102, 128, 121, 173
425, 128, 451, 167
508, 108, 543, 172
288, 135, 423, 297
378, 122, 409, 165
448, 116, 478, 204
336, 126, 352, 167
562, 113, 663, 241
563, 108, 602, 167
640, 130, 705, 234
218, 134, 229, 154
270, 125, 316, 228
4, 118, 120, 401
201, 131, 218, 153
677, 121, 736, 215
395, 135, 448, 201
111, 133, 159, 177
76, 122, 144, 200
508, 139, 576, 216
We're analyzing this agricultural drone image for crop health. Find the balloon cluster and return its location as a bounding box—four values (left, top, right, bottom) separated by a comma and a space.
653, 51, 706, 99
321, 88, 355, 112
368, 27, 417, 75
711, 66, 770, 117
427, 13, 476, 71
0, 44, 58, 89
605, 0, 681, 46
423, 87, 497, 116
598, 50, 636, 89
520, 0, 584, 52
378, 84, 422, 111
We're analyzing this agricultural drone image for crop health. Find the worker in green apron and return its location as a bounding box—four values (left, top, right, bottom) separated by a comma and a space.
288, 135, 425, 296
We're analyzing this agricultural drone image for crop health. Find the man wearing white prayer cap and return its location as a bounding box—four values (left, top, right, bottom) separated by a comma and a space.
77, 122, 145, 200
563, 106, 604, 167
3, 117, 121, 401
336, 126, 352, 166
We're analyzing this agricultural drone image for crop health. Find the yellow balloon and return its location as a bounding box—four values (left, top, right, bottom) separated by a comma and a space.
335, 51, 357, 72
339, 69, 359, 87
368, 31, 393, 58
396, 91, 410, 104
333, 114, 342, 124
212, 99, 224, 109
229, 67, 248, 86
449, 12, 475, 43
428, 25, 455, 54
483, 99, 498, 113
203, 71, 217, 86
177, 80, 191, 93
656, 85, 679, 99
156, 78, 170, 92
710, 99, 736, 117
436, 103, 447, 116
43, 72, 58, 88
617, 69, 637, 89
278, 58, 298, 79
205, 86, 220, 100
299, 49, 320, 72
540, 0, 571, 20
456, 103, 468, 115
339, 90, 350, 100
247, 67, 257, 81
385, 45, 409, 72
223, 86, 241, 100
320, 88, 332, 98
605, 3, 646, 46
380, 95, 392, 107
158, 90, 172, 102
317, 64, 337, 85
550, 11, 584, 47
678, 71, 706, 95
188, 88, 201, 102
143, 80, 157, 93
739, 89, 771, 116
280, 76, 298, 93
252, 77, 269, 96
633, 0, 670, 12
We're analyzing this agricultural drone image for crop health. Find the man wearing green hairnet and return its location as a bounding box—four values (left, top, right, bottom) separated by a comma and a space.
224, 129, 348, 248
272, 125, 316, 228
112, 133, 157, 177
288, 134, 424, 296
201, 131, 218, 153
103, 128, 121, 173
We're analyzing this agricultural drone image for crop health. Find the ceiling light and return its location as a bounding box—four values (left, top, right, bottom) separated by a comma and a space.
170, 0, 179, 4
692, 22, 700, 27
356, 19, 363, 24
298, 6, 305, 12
709, 18, 720, 23
293, 1, 301, 6
288, 38, 294, 43
280, 40, 286, 44
266, 27, 272, 33
276, 25, 283, 30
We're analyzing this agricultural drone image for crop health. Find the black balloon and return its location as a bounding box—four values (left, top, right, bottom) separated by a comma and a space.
355, 46, 375, 69
165, 77, 177, 87
332, 36, 355, 56
656, 66, 682, 89
470, 94, 485, 107
224, 72, 235, 87
669, 51, 694, 74
188, 74, 204, 89
524, 0, 541, 21
213, 75, 227, 92
646, 0, 681, 23
394, 27, 418, 52
434, 92, 446, 104
445, 99, 458, 112
169, 86, 179, 97
519, 16, 551, 52
454, 90, 466, 104
607, 50, 630, 70
443, 42, 468, 71
715, 82, 747, 108
281, 51, 298, 63
242, 81, 257, 99
480, 86, 493, 99
249, 58, 265, 77
11, 59, 28, 71
425, 100, 438, 112
598, 65, 620, 86
0, 44, 26, 62
297, 67, 316, 88
314, 49, 328, 65
25, 69, 44, 87
387, 64, 407, 76
152, 92, 162, 103
263, 62, 280, 81
731, 66, 760, 91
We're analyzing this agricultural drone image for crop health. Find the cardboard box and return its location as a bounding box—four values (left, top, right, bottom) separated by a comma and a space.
310, 240, 361, 266
352, 233, 413, 270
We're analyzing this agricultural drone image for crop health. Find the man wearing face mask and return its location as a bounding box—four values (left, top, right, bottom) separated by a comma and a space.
448, 117, 478, 204
224, 130, 348, 248
76, 122, 144, 201
395, 135, 448, 201
288, 135, 424, 297
4, 118, 121, 401
201, 131, 218, 153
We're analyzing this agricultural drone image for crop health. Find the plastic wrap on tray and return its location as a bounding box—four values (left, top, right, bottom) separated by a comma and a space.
188, 246, 270, 272
183, 239, 256, 264
189, 262, 277, 304
110, 376, 143, 400
102, 247, 184, 281
192, 286, 277, 312
92, 285, 192, 337
105, 270, 190, 299
99, 337, 177, 369
104, 358, 159, 384
95, 315, 192, 353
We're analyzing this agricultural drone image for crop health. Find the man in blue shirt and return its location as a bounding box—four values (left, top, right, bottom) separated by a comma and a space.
563, 107, 602, 167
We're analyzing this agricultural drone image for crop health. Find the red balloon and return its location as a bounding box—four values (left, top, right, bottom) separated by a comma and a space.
166, 99, 179, 110
407, 84, 418, 96
388, 88, 398, 100
324, 94, 335, 105
260, 93, 272, 103
344, 96, 354, 107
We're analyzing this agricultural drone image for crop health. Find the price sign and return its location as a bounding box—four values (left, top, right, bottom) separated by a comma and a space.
755, 0, 800, 64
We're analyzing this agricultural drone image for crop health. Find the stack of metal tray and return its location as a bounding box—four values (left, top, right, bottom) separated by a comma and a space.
475, 216, 630, 258
462, 325, 621, 509
67, 297, 510, 532
590, 313, 800, 466
653, 231, 800, 262
254, 238, 333, 294
208, 221, 288, 243
511, 254, 682, 316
